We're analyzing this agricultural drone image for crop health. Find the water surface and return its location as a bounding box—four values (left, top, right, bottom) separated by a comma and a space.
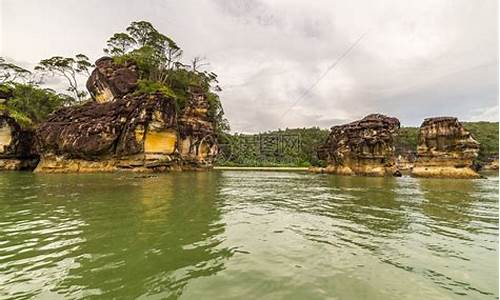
0, 171, 498, 299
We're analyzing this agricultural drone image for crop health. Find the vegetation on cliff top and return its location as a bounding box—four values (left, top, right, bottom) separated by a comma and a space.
106, 21, 229, 133
0, 20, 229, 133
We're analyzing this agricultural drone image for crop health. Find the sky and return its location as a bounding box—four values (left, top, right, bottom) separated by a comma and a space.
1, 0, 498, 133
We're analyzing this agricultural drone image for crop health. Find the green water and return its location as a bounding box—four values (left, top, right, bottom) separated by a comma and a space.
0, 171, 498, 300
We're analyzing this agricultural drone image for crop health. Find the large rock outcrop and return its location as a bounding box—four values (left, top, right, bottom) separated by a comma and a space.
316, 114, 400, 176
411, 117, 480, 178
86, 57, 138, 103
0, 113, 38, 170
35, 58, 218, 173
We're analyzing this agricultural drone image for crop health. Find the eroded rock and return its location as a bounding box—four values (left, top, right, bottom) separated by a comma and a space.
36, 57, 219, 173
317, 114, 400, 176
0, 113, 38, 170
86, 57, 138, 103
411, 117, 480, 178
178, 86, 218, 164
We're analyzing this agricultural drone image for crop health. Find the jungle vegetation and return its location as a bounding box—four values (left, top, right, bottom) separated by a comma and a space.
216, 123, 499, 167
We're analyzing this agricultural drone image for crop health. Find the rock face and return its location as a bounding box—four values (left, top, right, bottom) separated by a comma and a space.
86, 57, 138, 103
411, 117, 480, 178
35, 58, 218, 173
0, 113, 38, 170
317, 114, 400, 176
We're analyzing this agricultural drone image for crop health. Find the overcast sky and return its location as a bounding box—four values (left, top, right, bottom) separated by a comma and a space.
1, 0, 498, 132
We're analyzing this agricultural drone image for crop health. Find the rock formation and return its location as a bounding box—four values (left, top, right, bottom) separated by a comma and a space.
35, 58, 218, 173
86, 57, 138, 103
411, 117, 480, 178
0, 113, 38, 170
316, 114, 400, 176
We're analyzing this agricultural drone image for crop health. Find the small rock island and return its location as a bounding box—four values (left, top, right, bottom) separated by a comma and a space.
35, 57, 219, 172
315, 114, 400, 176
0, 21, 224, 173
411, 117, 480, 178
314, 114, 488, 179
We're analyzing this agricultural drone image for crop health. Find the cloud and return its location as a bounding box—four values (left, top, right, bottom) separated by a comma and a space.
1, 0, 498, 132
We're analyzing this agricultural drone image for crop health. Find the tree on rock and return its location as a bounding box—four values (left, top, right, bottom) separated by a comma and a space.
105, 20, 229, 134
104, 33, 137, 56
35, 54, 93, 102
0, 58, 32, 84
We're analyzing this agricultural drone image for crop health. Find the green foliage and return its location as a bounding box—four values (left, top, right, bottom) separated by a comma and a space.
104, 33, 136, 56
0, 83, 68, 127
107, 20, 227, 133
463, 122, 499, 161
135, 80, 176, 98
126, 21, 161, 48
216, 127, 330, 167
0, 103, 32, 127
395, 126, 418, 154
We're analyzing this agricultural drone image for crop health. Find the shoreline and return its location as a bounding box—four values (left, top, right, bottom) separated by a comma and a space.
214, 166, 309, 171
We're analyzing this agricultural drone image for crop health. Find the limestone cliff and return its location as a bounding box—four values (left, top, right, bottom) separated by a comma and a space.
0, 113, 38, 170
315, 114, 400, 176
35, 58, 218, 173
411, 117, 480, 178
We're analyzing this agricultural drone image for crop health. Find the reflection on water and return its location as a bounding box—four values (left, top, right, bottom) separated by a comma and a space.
0, 171, 498, 300
0, 172, 231, 299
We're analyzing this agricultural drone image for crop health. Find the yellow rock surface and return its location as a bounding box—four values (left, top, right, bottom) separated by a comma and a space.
0, 124, 12, 153
143, 129, 177, 154
95, 88, 114, 103
411, 166, 480, 179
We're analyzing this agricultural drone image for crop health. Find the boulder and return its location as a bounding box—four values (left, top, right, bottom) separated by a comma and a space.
411, 117, 480, 178
86, 57, 138, 103
317, 114, 400, 176
0, 113, 38, 170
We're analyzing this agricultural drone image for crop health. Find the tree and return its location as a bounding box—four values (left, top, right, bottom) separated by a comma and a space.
6, 83, 69, 123
35, 54, 93, 102
0, 57, 32, 84
0, 82, 70, 126
126, 21, 159, 47
191, 56, 209, 72
104, 33, 136, 56
106, 21, 229, 135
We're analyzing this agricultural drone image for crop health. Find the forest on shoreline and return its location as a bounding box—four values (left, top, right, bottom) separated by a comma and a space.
216, 122, 499, 167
